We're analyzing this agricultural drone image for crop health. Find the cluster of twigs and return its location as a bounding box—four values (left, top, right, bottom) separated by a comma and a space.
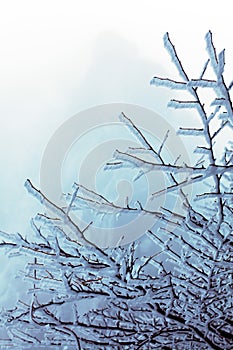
0, 31, 232, 349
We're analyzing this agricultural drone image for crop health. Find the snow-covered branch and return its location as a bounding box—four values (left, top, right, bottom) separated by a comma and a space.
0, 31, 232, 349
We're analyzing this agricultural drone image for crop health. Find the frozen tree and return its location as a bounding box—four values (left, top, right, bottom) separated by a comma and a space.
0, 31, 232, 349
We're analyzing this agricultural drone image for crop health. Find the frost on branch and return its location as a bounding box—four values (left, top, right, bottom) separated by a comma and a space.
0, 32, 233, 349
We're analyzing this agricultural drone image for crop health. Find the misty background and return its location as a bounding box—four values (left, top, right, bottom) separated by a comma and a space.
0, 1, 232, 307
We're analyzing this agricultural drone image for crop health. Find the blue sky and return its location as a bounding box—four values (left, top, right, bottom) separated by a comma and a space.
0, 0, 232, 306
